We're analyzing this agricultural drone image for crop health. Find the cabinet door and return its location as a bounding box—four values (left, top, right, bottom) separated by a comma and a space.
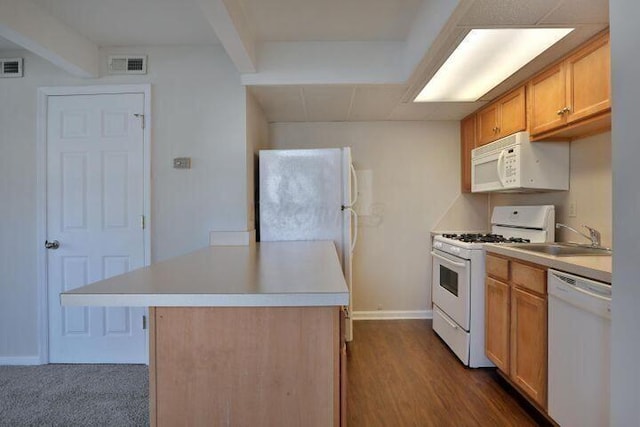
497, 86, 526, 138
510, 287, 547, 408
476, 103, 499, 146
529, 63, 566, 136
460, 114, 476, 193
485, 277, 510, 372
566, 32, 611, 124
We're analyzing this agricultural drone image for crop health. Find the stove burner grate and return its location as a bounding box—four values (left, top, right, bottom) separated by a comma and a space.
441, 233, 530, 244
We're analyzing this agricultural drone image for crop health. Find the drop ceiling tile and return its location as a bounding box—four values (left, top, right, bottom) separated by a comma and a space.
238, 0, 423, 42
539, 0, 609, 25
250, 86, 307, 122
388, 102, 486, 121
302, 86, 354, 122
348, 85, 408, 121
458, 0, 559, 26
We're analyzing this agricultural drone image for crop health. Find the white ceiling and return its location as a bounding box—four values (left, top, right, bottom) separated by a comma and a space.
2, 0, 609, 122
0, 36, 21, 50
29, 0, 220, 46
237, 0, 424, 42
250, 84, 485, 122
250, 0, 609, 122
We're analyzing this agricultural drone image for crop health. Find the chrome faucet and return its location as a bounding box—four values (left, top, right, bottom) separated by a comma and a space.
556, 223, 602, 247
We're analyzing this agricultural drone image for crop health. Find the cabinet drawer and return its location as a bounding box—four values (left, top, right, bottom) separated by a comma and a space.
486, 254, 509, 281
512, 262, 546, 295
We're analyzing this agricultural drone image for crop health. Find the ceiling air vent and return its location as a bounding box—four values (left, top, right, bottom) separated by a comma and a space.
0, 58, 23, 78
108, 55, 147, 75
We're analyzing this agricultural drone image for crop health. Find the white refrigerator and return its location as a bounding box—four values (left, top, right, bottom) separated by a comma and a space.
259, 148, 357, 341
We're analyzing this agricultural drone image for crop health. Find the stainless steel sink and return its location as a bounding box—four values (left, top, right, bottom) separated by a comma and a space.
509, 243, 612, 256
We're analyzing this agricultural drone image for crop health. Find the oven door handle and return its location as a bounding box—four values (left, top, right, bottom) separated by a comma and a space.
431, 251, 466, 268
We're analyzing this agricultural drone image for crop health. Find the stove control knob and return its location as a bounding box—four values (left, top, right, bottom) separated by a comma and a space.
434, 241, 442, 249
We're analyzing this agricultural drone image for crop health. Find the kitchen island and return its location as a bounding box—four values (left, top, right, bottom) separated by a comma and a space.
62, 240, 349, 427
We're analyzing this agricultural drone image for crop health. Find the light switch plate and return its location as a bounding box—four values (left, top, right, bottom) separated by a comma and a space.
173, 157, 191, 169
568, 200, 577, 217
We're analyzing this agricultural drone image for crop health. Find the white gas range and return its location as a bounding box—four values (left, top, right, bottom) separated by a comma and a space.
431, 205, 555, 368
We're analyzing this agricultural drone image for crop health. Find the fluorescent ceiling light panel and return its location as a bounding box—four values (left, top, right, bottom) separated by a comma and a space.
414, 28, 574, 102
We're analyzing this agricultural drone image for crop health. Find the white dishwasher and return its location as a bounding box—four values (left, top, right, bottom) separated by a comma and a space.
548, 269, 611, 427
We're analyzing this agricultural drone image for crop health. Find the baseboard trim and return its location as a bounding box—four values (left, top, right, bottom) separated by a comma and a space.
0, 356, 41, 366
352, 310, 433, 320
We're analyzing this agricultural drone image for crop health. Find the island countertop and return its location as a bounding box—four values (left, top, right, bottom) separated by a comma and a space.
61, 240, 349, 307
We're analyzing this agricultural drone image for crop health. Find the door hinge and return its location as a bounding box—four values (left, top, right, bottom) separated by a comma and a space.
142, 315, 147, 330
133, 113, 145, 129
140, 215, 146, 229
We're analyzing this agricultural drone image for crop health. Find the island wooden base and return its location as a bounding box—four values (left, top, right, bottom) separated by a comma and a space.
149, 306, 343, 426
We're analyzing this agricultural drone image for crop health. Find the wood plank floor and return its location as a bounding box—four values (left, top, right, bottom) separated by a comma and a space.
347, 320, 542, 427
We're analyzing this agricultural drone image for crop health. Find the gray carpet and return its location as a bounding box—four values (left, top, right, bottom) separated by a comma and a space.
0, 364, 148, 426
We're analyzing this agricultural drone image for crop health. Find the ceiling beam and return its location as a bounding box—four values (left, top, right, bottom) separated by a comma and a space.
241, 41, 404, 86
196, 0, 256, 73
0, 0, 98, 78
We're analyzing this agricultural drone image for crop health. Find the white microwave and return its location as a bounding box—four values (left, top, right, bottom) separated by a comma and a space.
471, 131, 570, 193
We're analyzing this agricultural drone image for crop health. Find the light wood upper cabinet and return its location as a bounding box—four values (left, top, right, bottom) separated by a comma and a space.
460, 114, 476, 193
477, 103, 500, 146
529, 63, 566, 136
566, 32, 611, 124
477, 86, 526, 146
498, 87, 527, 136
529, 31, 610, 140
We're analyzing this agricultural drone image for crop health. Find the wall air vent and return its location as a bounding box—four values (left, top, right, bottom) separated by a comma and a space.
0, 58, 23, 78
108, 55, 147, 75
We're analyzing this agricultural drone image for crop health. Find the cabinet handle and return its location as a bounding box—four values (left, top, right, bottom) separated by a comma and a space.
563, 106, 571, 114
556, 109, 565, 116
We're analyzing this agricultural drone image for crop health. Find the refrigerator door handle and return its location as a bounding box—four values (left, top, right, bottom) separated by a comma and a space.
345, 207, 358, 253
349, 163, 358, 207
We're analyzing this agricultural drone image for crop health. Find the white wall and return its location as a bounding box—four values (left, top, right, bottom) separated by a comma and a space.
270, 121, 482, 316
246, 91, 269, 230
610, 1, 640, 424
0, 45, 249, 360
490, 132, 612, 247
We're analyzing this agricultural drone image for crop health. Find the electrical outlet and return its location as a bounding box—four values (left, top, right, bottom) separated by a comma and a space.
173, 157, 191, 169
568, 201, 577, 218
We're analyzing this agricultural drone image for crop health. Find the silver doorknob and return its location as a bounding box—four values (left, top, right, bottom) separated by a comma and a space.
45, 240, 60, 250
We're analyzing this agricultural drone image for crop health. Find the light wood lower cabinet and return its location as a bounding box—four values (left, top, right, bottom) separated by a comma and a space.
510, 287, 547, 407
149, 306, 345, 427
485, 277, 510, 372
485, 254, 548, 409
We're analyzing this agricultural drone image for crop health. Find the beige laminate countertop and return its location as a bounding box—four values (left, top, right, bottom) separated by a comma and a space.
484, 243, 612, 283
61, 241, 349, 307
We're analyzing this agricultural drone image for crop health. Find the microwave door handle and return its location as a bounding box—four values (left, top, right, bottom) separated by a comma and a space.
496, 150, 507, 186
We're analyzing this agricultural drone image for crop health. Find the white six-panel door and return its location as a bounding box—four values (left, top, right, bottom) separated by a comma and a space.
47, 93, 147, 363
